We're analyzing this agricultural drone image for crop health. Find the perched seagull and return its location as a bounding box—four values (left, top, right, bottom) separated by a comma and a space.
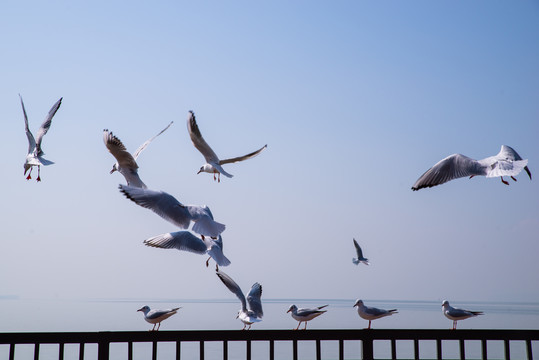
144, 232, 231, 269
119, 184, 225, 238
287, 304, 328, 330
442, 300, 483, 330
352, 238, 369, 266
412, 145, 531, 191
216, 270, 263, 330
103, 121, 173, 188
187, 111, 267, 182
20, 95, 62, 182
137, 305, 180, 331
353, 300, 397, 329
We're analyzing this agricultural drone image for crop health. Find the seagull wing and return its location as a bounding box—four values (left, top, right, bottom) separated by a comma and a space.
19, 95, 36, 154
247, 282, 263, 318
119, 185, 191, 229
412, 153, 486, 191
133, 121, 174, 160
187, 111, 220, 163
219, 144, 267, 165
207, 236, 231, 266
216, 271, 247, 312
35, 97, 62, 155
353, 238, 364, 258
144, 231, 207, 254
103, 130, 139, 170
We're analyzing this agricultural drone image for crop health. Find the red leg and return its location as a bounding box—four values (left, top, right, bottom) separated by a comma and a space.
501, 177, 509, 185
36, 167, 41, 182
368, 320, 372, 329
206, 256, 211, 267
511, 176, 517, 182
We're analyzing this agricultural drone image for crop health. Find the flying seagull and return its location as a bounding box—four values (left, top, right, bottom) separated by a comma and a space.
137, 305, 180, 331
144, 232, 231, 269
412, 145, 531, 191
216, 270, 263, 330
20, 95, 62, 182
442, 300, 483, 330
103, 121, 173, 188
353, 299, 397, 329
287, 304, 328, 330
187, 111, 267, 182
352, 238, 369, 265
119, 184, 226, 238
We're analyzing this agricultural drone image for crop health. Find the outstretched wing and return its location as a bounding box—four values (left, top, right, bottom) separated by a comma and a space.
412, 154, 485, 191
103, 130, 139, 170
19, 95, 36, 153
143, 231, 207, 254
353, 238, 363, 258
133, 121, 174, 160
219, 144, 267, 165
247, 282, 263, 318
216, 270, 247, 312
187, 111, 220, 163
35, 97, 62, 155
119, 185, 191, 229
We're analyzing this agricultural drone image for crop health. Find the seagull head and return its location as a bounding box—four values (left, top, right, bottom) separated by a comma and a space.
442, 300, 449, 308
197, 166, 204, 174
137, 305, 150, 314
287, 305, 297, 313
353, 299, 363, 308
110, 163, 119, 174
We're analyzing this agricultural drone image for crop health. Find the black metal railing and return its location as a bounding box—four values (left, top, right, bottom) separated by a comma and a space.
1, 329, 537, 360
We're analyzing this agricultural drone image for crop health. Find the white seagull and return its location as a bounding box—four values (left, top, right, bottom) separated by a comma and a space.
287, 304, 328, 330
187, 111, 267, 182
216, 270, 263, 330
20, 95, 62, 182
103, 121, 173, 188
442, 300, 483, 330
119, 184, 226, 238
352, 238, 369, 266
353, 299, 398, 329
137, 305, 180, 331
412, 145, 531, 191
144, 232, 231, 269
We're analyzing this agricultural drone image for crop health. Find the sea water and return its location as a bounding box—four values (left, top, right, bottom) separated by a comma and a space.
1, 297, 538, 359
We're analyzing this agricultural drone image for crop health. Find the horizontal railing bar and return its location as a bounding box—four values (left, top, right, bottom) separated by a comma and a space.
1, 329, 538, 345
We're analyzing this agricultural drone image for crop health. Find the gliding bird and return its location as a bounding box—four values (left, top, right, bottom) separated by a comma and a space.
187, 111, 267, 182
352, 238, 369, 265
216, 270, 263, 330
144, 232, 231, 269
412, 145, 531, 191
20, 95, 62, 181
119, 184, 226, 238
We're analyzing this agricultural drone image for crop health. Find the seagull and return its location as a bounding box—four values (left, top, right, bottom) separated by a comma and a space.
442, 300, 483, 330
137, 305, 180, 331
216, 270, 263, 330
187, 111, 267, 182
353, 299, 397, 329
287, 304, 328, 330
119, 184, 226, 238
20, 95, 62, 182
103, 122, 173, 188
352, 238, 369, 265
412, 145, 531, 191
144, 232, 231, 269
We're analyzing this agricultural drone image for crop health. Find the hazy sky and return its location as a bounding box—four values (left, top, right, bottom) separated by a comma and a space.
1, 1, 538, 307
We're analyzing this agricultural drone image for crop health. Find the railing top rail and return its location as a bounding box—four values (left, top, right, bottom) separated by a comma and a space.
1, 329, 538, 345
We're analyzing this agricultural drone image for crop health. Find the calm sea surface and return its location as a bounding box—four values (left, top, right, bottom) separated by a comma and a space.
2, 297, 538, 359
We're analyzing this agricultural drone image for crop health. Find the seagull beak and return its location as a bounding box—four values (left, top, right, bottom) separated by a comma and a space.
110, 168, 116, 174
197, 169, 202, 174
137, 307, 143, 312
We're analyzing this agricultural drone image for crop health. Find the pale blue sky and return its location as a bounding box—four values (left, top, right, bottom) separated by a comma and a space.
1, 0, 538, 309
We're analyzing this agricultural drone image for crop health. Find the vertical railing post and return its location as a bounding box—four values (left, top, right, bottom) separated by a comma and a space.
269, 339, 274, 360
79, 343, 85, 360
414, 338, 419, 360
391, 338, 397, 360
526, 339, 533, 360
9, 343, 15, 360
339, 339, 344, 360
176, 341, 181, 360
482, 340, 487, 360
34, 343, 40, 360
459, 339, 465, 360
504, 339, 510, 360
246, 340, 251, 360
436, 339, 442, 360
59, 343, 65, 360
362, 337, 373, 360
316, 339, 321, 360
292, 339, 298, 360
97, 335, 110, 360
152, 340, 158, 360
200, 340, 205, 360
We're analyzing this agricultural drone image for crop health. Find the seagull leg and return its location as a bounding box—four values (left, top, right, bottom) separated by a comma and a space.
304, 322, 308, 330
215, 264, 219, 271
156, 323, 161, 331
201, 235, 205, 240
151, 324, 156, 331
26, 168, 32, 180
294, 322, 301, 330
469, 175, 475, 179
368, 320, 372, 329
36, 166, 41, 182
218, 173, 221, 183
453, 321, 457, 330
501, 177, 509, 185
206, 256, 211, 267
511, 176, 517, 182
